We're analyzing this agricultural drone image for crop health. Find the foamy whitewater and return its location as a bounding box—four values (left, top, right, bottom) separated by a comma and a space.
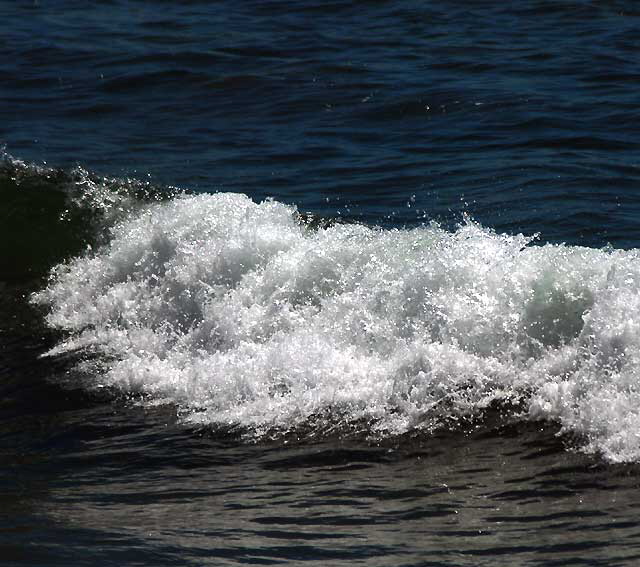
32, 192, 640, 462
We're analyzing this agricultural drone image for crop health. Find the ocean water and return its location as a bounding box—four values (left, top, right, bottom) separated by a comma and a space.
2, 1, 640, 565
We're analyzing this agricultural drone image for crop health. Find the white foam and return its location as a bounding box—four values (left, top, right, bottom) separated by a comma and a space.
32, 192, 640, 461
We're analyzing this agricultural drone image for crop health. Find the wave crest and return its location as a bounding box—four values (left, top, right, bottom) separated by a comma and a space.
32, 191, 640, 462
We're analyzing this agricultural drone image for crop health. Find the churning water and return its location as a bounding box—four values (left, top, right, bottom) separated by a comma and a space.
2, 1, 640, 564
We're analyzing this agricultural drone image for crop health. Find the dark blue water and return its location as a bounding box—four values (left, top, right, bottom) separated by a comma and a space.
4, 1, 640, 241
2, 1, 640, 565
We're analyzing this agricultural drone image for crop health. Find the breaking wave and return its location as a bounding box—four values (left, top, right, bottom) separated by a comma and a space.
29, 187, 640, 463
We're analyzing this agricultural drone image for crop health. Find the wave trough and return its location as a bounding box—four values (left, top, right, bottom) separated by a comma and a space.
32, 191, 640, 462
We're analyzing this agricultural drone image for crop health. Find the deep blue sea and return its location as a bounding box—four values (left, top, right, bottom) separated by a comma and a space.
2, 1, 640, 565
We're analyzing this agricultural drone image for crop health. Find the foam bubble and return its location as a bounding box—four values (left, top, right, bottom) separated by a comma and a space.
32, 192, 640, 461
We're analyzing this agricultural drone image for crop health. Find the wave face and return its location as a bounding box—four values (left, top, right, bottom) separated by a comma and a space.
30, 191, 640, 462
0, 154, 178, 280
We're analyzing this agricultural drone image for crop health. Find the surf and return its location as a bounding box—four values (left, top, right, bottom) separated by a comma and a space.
27, 186, 640, 463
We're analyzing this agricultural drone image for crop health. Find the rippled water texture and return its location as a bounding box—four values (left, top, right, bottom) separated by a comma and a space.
2, 1, 640, 565
2, 1, 639, 243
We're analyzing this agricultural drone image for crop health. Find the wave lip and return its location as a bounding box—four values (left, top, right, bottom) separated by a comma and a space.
32, 191, 640, 462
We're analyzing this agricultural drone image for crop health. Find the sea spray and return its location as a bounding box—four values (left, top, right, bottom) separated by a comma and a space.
32, 192, 640, 462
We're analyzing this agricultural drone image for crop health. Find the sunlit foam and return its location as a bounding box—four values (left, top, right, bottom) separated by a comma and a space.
32, 192, 640, 462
